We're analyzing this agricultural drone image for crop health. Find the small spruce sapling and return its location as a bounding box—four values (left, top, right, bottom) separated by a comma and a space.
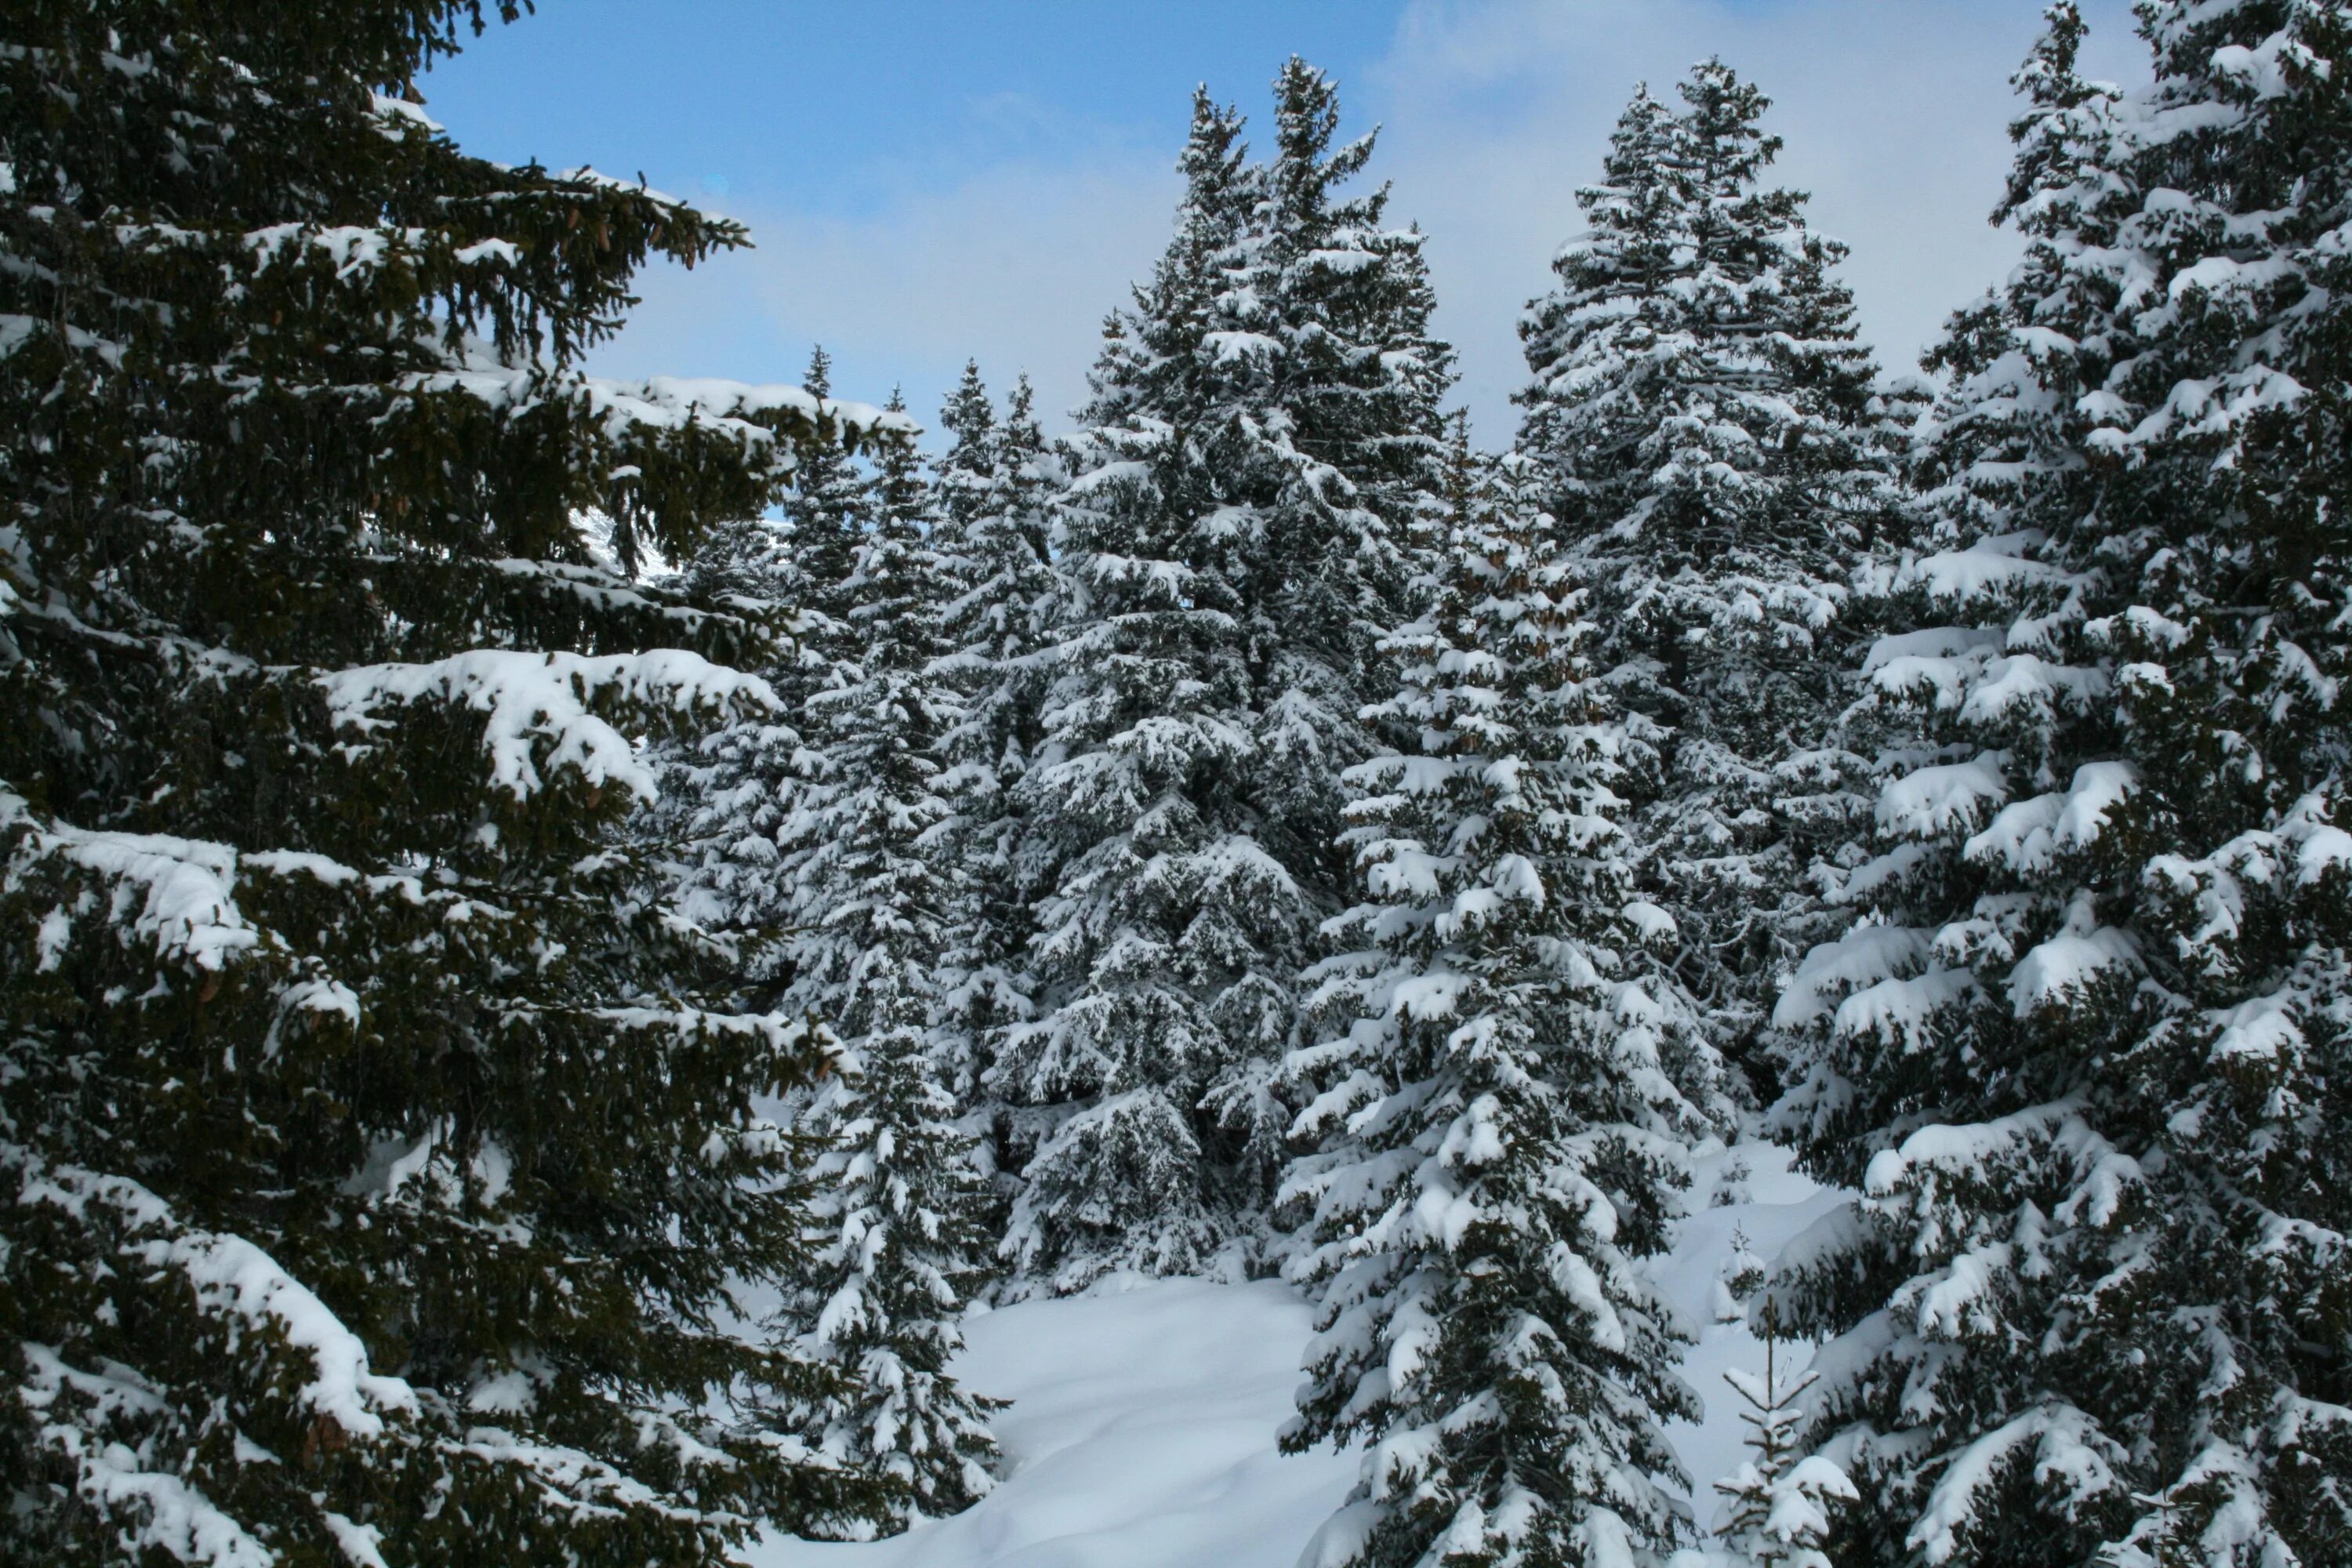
1706, 1301, 1855, 1568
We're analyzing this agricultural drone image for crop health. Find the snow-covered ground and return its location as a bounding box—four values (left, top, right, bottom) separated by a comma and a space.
744, 1140, 1845, 1568
745, 1278, 1356, 1568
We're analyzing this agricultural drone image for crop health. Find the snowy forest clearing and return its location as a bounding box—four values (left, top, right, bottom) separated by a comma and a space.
748, 1279, 1356, 1568
750, 1144, 1839, 1568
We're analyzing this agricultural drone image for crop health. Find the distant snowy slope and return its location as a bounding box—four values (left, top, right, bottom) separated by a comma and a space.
744, 1145, 1843, 1567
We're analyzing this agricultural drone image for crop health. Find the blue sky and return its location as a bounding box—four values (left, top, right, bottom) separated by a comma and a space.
426, 2, 1404, 218
423, 0, 2147, 442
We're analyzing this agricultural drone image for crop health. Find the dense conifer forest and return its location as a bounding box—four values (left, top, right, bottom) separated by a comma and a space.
2, 3, 2346, 1565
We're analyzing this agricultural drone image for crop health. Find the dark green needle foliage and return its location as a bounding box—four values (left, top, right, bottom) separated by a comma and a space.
1281, 451, 1730, 1568
753, 394, 1004, 1529
0, 2, 905, 1560
993, 63, 1455, 1293
929, 365, 1059, 1123
1768, 5, 2352, 1563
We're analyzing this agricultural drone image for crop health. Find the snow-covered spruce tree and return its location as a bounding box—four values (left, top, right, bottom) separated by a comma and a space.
990, 89, 1270, 1290
1216, 60, 1461, 1182
789, 1038, 1004, 1530
0, 5, 911, 1560
1767, 5, 2352, 1564
782, 346, 884, 668
1192, 55, 1465, 1226
680, 345, 867, 715
664, 344, 873, 945
1516, 62, 1905, 1085
767, 394, 1003, 1527
993, 66, 1454, 1292
930, 368, 1058, 1120
931, 368, 1060, 815
1240, 56, 1456, 927
681, 344, 858, 631
1281, 452, 1730, 1568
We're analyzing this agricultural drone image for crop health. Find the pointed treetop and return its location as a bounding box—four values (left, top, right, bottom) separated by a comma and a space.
1270, 56, 1379, 224
941, 359, 995, 462
875, 385, 927, 516
1582, 82, 1685, 274
1154, 85, 1251, 321
1178, 85, 1250, 207
1005, 372, 1040, 436
1611, 78, 1679, 158
1995, 1, 2118, 227
1678, 56, 1784, 189
2019, 0, 2090, 103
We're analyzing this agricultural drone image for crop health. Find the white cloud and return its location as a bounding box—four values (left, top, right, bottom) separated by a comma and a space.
595, 155, 1179, 436
589, 0, 2151, 445
1372, 0, 2147, 438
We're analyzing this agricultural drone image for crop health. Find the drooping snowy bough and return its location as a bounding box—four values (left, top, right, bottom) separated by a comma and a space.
1766, 5, 2352, 1564
0, 4, 910, 1559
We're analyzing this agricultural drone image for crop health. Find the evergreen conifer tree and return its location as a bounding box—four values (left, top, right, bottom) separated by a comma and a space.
789, 1034, 1004, 1530
1769, 5, 2352, 1563
775, 346, 869, 646
761, 347, 877, 720
0, 3, 905, 1559
1516, 63, 1904, 1083
665, 343, 877, 946
994, 66, 1455, 1290
1243, 58, 1457, 903
1673, 1301, 1855, 1568
1281, 452, 1730, 1568
931, 368, 1058, 1122
989, 89, 1270, 1289
930, 358, 1007, 650
771, 395, 1002, 1524
766, 394, 956, 1026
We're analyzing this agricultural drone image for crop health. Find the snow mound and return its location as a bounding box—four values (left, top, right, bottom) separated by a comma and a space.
745, 1144, 1841, 1566
743, 1278, 1358, 1568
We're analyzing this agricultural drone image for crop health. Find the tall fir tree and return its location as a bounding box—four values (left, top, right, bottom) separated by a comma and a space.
666, 344, 872, 944
1242, 57, 1457, 910
1515, 63, 1906, 1087
767, 394, 954, 1029
1224, 60, 1461, 1179
930, 368, 1058, 1127
990, 89, 1272, 1290
0, 2, 906, 1559
993, 65, 1456, 1291
1769, 5, 2352, 1564
769, 394, 1003, 1527
1281, 451, 1731, 1568
772, 346, 869, 656
764, 346, 877, 728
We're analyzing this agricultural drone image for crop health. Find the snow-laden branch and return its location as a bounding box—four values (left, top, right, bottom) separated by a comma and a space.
319, 648, 779, 800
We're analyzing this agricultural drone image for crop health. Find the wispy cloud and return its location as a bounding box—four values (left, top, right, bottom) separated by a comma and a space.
1373, 0, 2147, 436
595, 151, 1180, 433
589, 0, 2149, 444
